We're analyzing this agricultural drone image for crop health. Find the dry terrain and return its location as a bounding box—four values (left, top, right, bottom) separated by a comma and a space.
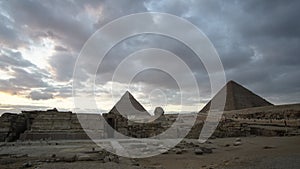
0, 136, 299, 169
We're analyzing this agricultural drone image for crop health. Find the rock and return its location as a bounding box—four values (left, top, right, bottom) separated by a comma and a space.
206, 141, 213, 144
103, 156, 110, 163
194, 144, 200, 147
174, 145, 182, 149
103, 154, 119, 163
147, 165, 164, 169
175, 148, 182, 154
49, 158, 56, 163
0, 113, 28, 142
141, 147, 150, 152
62, 154, 76, 162
201, 147, 213, 154
223, 160, 230, 163
233, 141, 242, 146
22, 162, 32, 168
194, 148, 203, 155
131, 159, 140, 166
263, 145, 276, 149
181, 148, 188, 153
77, 154, 93, 161
98, 149, 112, 160
224, 144, 230, 147
235, 138, 241, 142
11, 154, 28, 158
209, 136, 216, 139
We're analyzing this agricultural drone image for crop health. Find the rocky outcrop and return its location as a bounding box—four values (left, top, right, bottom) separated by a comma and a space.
0, 113, 27, 142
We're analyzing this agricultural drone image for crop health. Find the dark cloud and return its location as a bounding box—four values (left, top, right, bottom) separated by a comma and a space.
49, 51, 76, 82
8, 67, 49, 88
0, 0, 299, 110
0, 49, 34, 68
28, 90, 53, 100
238, 0, 300, 39
42, 84, 73, 98
0, 11, 27, 48
4, 0, 92, 51
54, 45, 68, 52
0, 79, 26, 95
0, 48, 51, 96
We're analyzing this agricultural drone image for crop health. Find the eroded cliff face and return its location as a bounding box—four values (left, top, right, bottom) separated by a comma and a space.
0, 113, 27, 142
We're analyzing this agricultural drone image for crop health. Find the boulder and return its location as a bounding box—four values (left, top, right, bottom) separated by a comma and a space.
77, 154, 94, 161
62, 154, 77, 162
233, 141, 242, 146
175, 148, 183, 154
201, 147, 213, 154
22, 162, 32, 168
194, 148, 203, 155
235, 138, 241, 142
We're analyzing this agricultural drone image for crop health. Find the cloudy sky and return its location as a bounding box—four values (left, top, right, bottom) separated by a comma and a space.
0, 0, 299, 114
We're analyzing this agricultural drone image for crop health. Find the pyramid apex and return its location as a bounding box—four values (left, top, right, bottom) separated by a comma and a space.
121, 90, 132, 97
109, 90, 151, 116
227, 80, 238, 85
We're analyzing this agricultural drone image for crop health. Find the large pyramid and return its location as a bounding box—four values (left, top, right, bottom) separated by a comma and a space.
200, 80, 273, 112
108, 91, 151, 117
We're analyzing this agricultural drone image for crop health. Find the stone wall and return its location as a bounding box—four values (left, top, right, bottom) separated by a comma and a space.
20, 111, 106, 141
0, 113, 27, 142
1, 105, 300, 142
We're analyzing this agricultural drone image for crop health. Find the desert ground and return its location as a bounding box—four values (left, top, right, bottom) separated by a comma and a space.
0, 136, 299, 169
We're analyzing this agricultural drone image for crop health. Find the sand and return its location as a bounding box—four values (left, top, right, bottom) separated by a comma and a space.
0, 136, 299, 169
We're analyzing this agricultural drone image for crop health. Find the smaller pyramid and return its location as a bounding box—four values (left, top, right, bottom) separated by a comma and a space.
200, 80, 273, 112
108, 91, 150, 117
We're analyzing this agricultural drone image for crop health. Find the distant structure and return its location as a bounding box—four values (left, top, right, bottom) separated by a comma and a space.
154, 107, 165, 117
108, 91, 151, 119
200, 80, 273, 112
103, 91, 165, 138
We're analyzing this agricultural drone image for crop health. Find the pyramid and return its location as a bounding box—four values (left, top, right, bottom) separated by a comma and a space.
108, 91, 151, 117
200, 80, 273, 112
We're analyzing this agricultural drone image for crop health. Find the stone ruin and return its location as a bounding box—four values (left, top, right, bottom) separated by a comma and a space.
0, 113, 27, 142
0, 109, 89, 141
0, 80, 299, 142
19, 109, 91, 140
